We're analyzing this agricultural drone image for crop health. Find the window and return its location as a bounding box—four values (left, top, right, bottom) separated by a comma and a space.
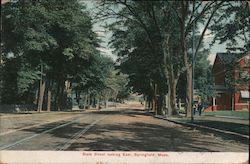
240, 91, 250, 103
240, 91, 249, 99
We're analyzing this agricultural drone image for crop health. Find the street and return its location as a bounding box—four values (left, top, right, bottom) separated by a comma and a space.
0, 106, 248, 152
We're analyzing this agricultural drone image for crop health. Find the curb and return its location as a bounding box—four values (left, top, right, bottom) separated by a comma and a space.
154, 115, 249, 141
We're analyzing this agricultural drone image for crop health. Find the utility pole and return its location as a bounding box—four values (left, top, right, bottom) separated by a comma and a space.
0, 3, 3, 104
191, 21, 195, 122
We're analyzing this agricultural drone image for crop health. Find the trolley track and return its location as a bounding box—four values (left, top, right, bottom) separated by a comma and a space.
0, 110, 115, 150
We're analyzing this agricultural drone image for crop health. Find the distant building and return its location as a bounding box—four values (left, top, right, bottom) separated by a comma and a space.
207, 52, 250, 111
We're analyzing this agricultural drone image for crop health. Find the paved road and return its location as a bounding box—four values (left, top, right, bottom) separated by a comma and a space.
0, 107, 248, 151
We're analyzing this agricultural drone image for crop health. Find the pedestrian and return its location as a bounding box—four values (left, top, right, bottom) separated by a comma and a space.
198, 102, 203, 116
193, 104, 197, 115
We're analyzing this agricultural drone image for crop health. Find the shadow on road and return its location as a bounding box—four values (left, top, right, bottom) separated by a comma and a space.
21, 109, 248, 151
67, 122, 231, 151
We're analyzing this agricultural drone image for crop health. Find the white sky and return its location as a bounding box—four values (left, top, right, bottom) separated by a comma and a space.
202, 30, 227, 65
83, 1, 117, 61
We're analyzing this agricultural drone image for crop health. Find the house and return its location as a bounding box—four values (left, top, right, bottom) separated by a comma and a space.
208, 52, 250, 111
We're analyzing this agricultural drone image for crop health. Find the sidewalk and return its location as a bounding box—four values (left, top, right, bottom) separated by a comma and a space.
154, 113, 249, 143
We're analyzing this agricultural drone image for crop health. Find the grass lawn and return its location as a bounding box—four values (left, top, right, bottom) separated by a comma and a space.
189, 120, 249, 135
203, 111, 249, 119
174, 117, 249, 135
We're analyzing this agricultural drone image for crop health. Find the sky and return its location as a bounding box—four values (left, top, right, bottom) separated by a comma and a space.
84, 1, 232, 65
201, 30, 227, 65
84, 1, 117, 61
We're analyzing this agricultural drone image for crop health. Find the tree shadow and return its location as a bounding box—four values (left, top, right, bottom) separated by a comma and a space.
21, 109, 248, 151
67, 122, 235, 151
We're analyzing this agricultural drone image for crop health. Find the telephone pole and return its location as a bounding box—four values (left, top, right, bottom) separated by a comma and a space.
191, 21, 195, 122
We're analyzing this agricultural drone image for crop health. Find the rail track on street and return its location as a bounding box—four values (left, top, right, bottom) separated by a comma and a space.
56, 115, 109, 150
0, 113, 86, 136
0, 107, 248, 152
0, 111, 111, 150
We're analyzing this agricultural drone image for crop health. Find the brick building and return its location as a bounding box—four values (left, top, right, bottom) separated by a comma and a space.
208, 52, 250, 111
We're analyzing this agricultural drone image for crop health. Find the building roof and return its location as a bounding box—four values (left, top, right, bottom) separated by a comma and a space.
212, 52, 247, 73
216, 52, 244, 65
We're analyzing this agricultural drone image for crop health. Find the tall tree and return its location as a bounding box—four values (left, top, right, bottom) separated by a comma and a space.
96, 0, 183, 115
166, 1, 225, 117
1, 0, 101, 112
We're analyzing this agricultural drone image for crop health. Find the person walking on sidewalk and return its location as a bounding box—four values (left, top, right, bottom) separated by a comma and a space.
198, 102, 203, 116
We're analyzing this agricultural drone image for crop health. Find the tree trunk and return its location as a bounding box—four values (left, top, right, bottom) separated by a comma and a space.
156, 93, 164, 115
152, 97, 155, 112
162, 35, 180, 116
97, 97, 99, 108
85, 94, 88, 109
93, 97, 96, 108
105, 99, 108, 108
147, 95, 151, 111
88, 94, 91, 108
168, 78, 178, 116
186, 66, 192, 117
47, 80, 52, 112
152, 83, 157, 114
54, 81, 60, 111
57, 85, 61, 111
34, 86, 39, 107
76, 88, 80, 105
57, 79, 65, 111
164, 66, 179, 116
155, 83, 158, 114
37, 79, 45, 112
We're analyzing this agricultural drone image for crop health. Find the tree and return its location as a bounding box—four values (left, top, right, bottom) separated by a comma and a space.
110, 19, 167, 113
1, 57, 19, 104
1, 0, 101, 112
96, 0, 183, 115
194, 45, 214, 104
72, 53, 114, 108
210, 1, 249, 52
162, 1, 225, 118
177, 39, 215, 106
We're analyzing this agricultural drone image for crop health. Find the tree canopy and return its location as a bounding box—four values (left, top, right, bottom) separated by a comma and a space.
1, 0, 129, 111
1, 0, 248, 115
94, 0, 248, 116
